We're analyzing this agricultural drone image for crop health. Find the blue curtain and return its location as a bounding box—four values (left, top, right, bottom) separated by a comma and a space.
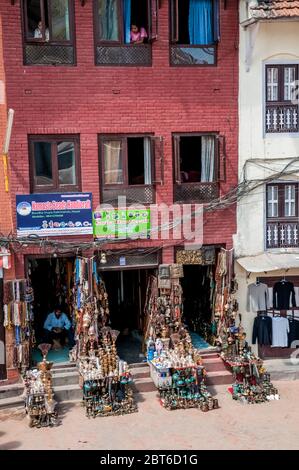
189, 0, 213, 45
123, 0, 131, 44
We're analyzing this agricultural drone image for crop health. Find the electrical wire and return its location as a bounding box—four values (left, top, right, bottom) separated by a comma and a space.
2, 158, 299, 255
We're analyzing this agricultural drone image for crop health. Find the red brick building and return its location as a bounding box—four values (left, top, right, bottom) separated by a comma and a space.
0, 0, 239, 381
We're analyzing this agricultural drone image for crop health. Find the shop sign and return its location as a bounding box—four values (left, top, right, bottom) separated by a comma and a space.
16, 193, 93, 237
93, 208, 151, 239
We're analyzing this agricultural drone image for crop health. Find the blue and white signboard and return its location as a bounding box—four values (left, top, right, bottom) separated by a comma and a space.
16, 193, 93, 237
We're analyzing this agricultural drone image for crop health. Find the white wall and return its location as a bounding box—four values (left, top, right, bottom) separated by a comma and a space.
236, 8, 299, 258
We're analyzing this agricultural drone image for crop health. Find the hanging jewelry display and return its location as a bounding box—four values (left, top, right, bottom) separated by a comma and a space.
23, 344, 58, 428
144, 264, 218, 412
3, 278, 35, 372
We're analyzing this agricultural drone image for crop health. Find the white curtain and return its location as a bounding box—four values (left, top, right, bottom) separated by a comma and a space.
104, 140, 123, 184
144, 137, 151, 185
201, 136, 215, 182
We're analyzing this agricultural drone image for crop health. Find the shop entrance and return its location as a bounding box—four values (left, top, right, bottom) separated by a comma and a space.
181, 265, 214, 348
102, 268, 154, 364
27, 256, 75, 364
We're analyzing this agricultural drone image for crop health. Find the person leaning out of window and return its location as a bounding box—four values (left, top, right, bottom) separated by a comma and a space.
34, 20, 49, 42
130, 24, 147, 44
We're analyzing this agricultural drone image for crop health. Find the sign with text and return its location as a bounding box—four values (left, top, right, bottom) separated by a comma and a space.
93, 208, 151, 239
16, 193, 93, 237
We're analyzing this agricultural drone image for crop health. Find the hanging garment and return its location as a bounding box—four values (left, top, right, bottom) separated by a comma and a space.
252, 315, 272, 346
273, 281, 296, 310
287, 318, 299, 347
188, 0, 213, 45
246, 283, 269, 312
272, 317, 290, 347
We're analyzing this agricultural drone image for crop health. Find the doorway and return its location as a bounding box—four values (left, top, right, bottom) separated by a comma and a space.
102, 268, 154, 364
27, 256, 75, 364
181, 265, 214, 348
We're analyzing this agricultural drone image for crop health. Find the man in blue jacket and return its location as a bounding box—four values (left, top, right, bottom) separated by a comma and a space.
43, 306, 74, 349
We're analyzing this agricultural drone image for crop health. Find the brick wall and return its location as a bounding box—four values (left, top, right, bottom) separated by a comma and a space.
0, 0, 239, 261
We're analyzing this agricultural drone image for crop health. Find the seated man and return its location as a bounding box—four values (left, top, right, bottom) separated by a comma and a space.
43, 306, 73, 350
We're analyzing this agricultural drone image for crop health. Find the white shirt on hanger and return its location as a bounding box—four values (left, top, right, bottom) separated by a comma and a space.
272, 317, 289, 348
268, 287, 273, 309
247, 283, 269, 312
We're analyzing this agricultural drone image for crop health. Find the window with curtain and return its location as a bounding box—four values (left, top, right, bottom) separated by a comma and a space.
174, 134, 216, 184
95, 0, 151, 45
170, 0, 219, 66
30, 136, 80, 192
101, 136, 153, 187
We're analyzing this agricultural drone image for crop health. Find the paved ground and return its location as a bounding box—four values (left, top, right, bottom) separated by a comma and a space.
1, 381, 299, 450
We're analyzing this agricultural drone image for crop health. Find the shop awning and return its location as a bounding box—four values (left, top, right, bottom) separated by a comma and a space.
236, 253, 299, 273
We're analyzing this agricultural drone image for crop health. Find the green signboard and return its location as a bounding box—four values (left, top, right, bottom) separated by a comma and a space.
93, 209, 151, 239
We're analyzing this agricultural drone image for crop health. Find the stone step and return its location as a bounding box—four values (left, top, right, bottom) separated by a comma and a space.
51, 371, 79, 387
205, 370, 232, 386
53, 383, 82, 402
198, 347, 219, 355
202, 358, 228, 373
0, 395, 24, 410
130, 366, 150, 380
0, 383, 24, 400
132, 378, 156, 393
52, 367, 78, 376
129, 361, 149, 369
52, 361, 76, 370
200, 352, 220, 359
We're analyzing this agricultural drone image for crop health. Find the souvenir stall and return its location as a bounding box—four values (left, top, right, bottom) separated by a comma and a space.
3, 279, 35, 372
144, 264, 218, 412
23, 344, 58, 428
214, 250, 279, 404
73, 257, 137, 418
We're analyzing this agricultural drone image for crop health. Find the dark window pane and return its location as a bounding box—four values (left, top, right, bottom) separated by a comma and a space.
34, 142, 53, 185
57, 141, 76, 185
97, 0, 119, 41
179, 136, 202, 183
27, 0, 42, 39
128, 137, 149, 185
49, 0, 71, 40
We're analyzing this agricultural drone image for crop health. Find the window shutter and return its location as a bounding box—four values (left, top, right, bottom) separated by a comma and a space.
173, 135, 181, 184
213, 0, 220, 43
171, 0, 179, 43
148, 0, 159, 42
216, 135, 226, 182
151, 136, 164, 185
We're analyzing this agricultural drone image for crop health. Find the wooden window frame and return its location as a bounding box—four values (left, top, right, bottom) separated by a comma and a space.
93, 0, 158, 47
266, 183, 299, 220
29, 135, 81, 193
265, 64, 299, 106
173, 132, 222, 185
99, 134, 155, 190
22, 0, 75, 46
